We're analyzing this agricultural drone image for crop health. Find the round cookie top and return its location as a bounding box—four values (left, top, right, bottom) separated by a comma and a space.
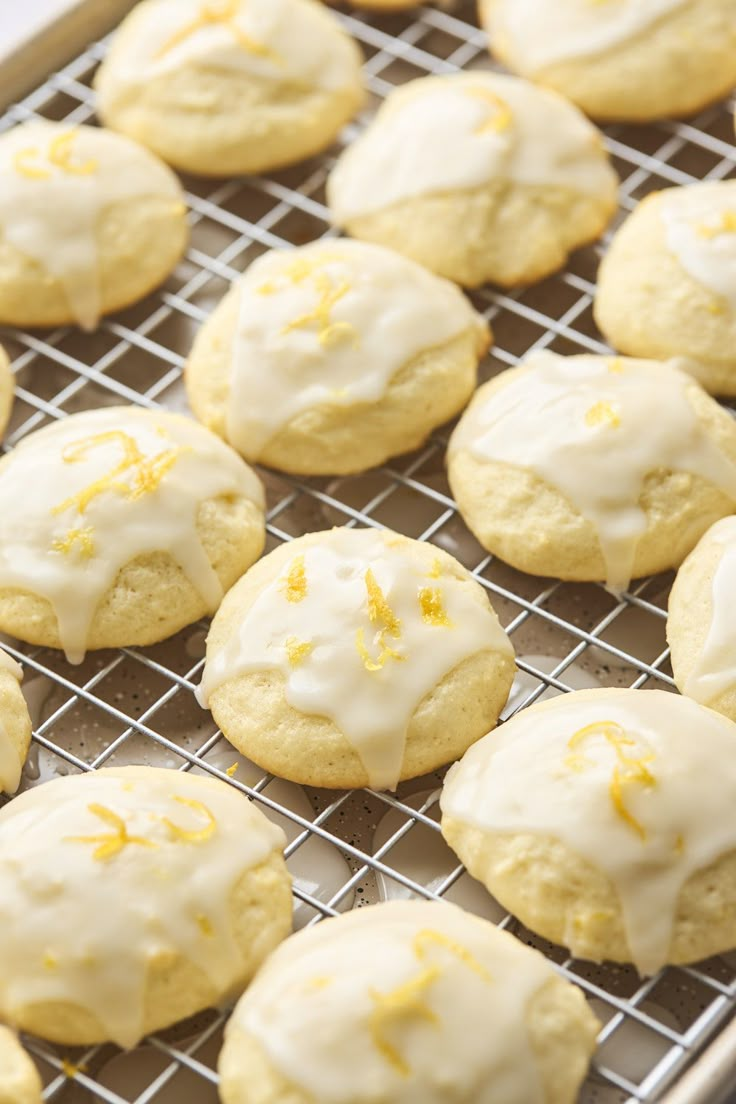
482, 0, 689, 73
198, 527, 514, 790
221, 899, 599, 1104
0, 647, 28, 796
0, 1026, 42, 1104
327, 71, 616, 225
448, 351, 736, 592
668, 516, 736, 711
657, 182, 736, 312
0, 765, 287, 1049
194, 239, 488, 459
0, 121, 185, 331
441, 687, 736, 975
0, 406, 264, 663
96, 0, 361, 109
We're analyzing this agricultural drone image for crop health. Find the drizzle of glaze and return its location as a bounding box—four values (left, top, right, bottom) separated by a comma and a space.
660, 182, 736, 311
678, 517, 736, 706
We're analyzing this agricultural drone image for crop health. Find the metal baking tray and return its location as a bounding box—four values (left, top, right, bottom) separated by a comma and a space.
1, 2, 735, 1101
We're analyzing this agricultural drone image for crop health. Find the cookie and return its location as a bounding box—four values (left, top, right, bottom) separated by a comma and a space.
0, 765, 291, 1047
0, 648, 32, 797
0, 345, 14, 439
219, 899, 600, 1104
480, 0, 736, 123
0, 1027, 42, 1104
95, 0, 364, 176
595, 182, 736, 396
327, 71, 618, 287
441, 687, 736, 975
185, 240, 490, 475
447, 351, 736, 592
198, 527, 515, 790
0, 406, 265, 663
668, 516, 736, 721
0, 121, 187, 331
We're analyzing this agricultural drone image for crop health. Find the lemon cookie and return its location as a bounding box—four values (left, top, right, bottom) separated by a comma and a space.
219, 899, 600, 1104
0, 765, 291, 1047
0, 346, 14, 439
668, 517, 736, 721
0, 406, 265, 663
198, 527, 515, 790
186, 240, 489, 475
95, 0, 364, 177
480, 0, 736, 123
0, 1027, 42, 1104
0, 121, 187, 331
595, 182, 736, 396
447, 351, 736, 593
0, 648, 32, 797
441, 687, 736, 975
327, 72, 618, 288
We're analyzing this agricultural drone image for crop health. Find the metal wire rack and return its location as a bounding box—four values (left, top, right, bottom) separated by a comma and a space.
1, 2, 736, 1101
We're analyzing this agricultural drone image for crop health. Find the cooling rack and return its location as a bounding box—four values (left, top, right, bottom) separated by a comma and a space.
1, 2, 736, 1102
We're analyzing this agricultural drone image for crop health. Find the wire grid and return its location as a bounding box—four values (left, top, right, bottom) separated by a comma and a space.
0, 2, 735, 1101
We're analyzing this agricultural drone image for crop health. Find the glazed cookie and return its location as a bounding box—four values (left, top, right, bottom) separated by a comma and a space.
0, 1027, 42, 1104
480, 0, 736, 123
441, 687, 736, 975
0, 406, 265, 663
595, 182, 736, 396
668, 516, 736, 721
95, 0, 364, 177
327, 71, 618, 287
198, 527, 515, 790
447, 351, 736, 592
0, 121, 187, 331
219, 899, 600, 1104
0, 648, 32, 797
185, 240, 489, 475
0, 766, 291, 1047
0, 345, 14, 438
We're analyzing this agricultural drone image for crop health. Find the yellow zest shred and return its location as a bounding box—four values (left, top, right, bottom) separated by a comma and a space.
356, 569, 405, 671
607, 357, 626, 374
162, 796, 217, 844
427, 558, 443, 579
707, 300, 726, 316
585, 401, 621, 430
368, 967, 440, 1077
43, 951, 58, 970
413, 928, 492, 984
355, 627, 405, 672
51, 526, 96, 559
281, 271, 357, 348
285, 635, 313, 666
697, 210, 736, 239
418, 586, 452, 627
465, 88, 513, 135
196, 913, 214, 937
226, 762, 239, 778
566, 720, 656, 840
282, 554, 307, 603
13, 129, 97, 180
306, 975, 333, 991
155, 0, 281, 62
61, 1059, 88, 1079
66, 803, 157, 862
258, 253, 341, 295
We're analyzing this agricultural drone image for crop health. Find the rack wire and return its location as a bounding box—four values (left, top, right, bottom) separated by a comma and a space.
1, 2, 735, 1101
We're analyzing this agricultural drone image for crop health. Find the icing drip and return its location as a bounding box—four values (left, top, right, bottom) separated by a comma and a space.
681, 517, 736, 705
198, 528, 513, 790
0, 646, 24, 795
227, 241, 485, 456
0, 407, 264, 663
98, 0, 359, 107
328, 73, 616, 224
449, 352, 736, 592
232, 900, 555, 1103
486, 0, 689, 72
661, 183, 736, 310
0, 766, 286, 1048
441, 689, 736, 974
0, 122, 184, 330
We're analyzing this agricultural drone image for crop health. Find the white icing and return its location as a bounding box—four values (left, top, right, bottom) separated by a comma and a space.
661, 183, 736, 310
230, 900, 557, 1104
680, 517, 736, 705
449, 352, 736, 593
484, 0, 689, 72
0, 766, 287, 1048
0, 646, 24, 796
0, 406, 264, 664
198, 528, 513, 790
98, 0, 360, 110
0, 122, 184, 330
227, 240, 486, 456
328, 73, 616, 224
441, 688, 736, 975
